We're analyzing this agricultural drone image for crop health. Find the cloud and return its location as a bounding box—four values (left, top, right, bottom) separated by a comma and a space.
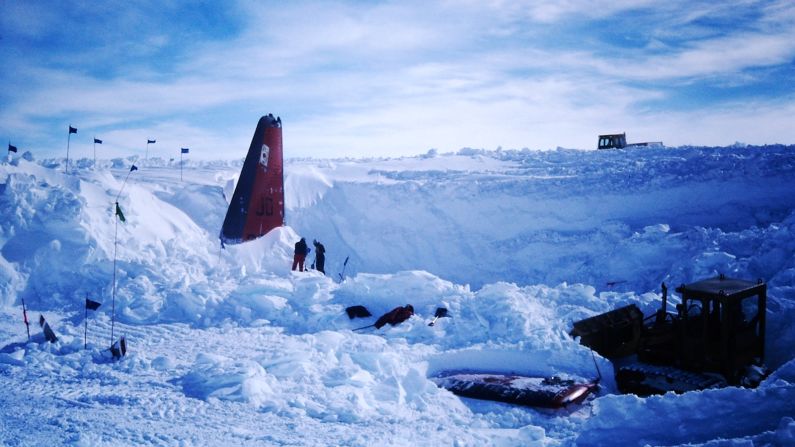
594, 27, 795, 82
1, 0, 794, 158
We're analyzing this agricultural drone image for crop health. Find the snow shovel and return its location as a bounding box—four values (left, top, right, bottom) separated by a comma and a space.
428, 307, 448, 326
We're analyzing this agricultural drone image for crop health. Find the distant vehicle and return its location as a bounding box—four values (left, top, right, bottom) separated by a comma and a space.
571, 275, 767, 396
598, 132, 663, 150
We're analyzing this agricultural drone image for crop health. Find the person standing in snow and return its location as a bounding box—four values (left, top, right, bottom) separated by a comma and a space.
313, 239, 326, 274
292, 237, 309, 272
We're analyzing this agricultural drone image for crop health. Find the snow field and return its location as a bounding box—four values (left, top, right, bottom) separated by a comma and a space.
1, 145, 795, 446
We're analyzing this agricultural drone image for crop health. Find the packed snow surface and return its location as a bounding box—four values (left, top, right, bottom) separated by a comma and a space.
1, 145, 795, 446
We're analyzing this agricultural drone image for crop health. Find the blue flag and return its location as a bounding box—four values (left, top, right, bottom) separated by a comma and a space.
181, 148, 189, 154
147, 139, 156, 144
69, 126, 77, 134
8, 143, 17, 153
85, 298, 101, 310
94, 138, 102, 144
130, 165, 138, 172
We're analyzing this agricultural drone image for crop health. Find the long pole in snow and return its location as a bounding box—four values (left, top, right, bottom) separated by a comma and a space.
111, 204, 119, 346
111, 165, 136, 347
84, 297, 89, 349
21, 298, 30, 341
66, 127, 72, 174
145, 139, 156, 160
179, 148, 190, 181
115, 166, 135, 203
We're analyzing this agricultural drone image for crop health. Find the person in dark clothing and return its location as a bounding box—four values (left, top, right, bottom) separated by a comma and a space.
292, 237, 308, 271
374, 305, 414, 329
313, 239, 326, 274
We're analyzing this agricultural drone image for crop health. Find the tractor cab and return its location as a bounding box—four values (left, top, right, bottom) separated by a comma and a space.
673, 275, 766, 384
598, 133, 627, 149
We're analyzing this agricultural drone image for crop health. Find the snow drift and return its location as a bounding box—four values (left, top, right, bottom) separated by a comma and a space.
1, 144, 794, 446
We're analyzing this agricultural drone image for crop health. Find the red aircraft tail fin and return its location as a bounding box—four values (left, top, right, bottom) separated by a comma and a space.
220, 114, 285, 245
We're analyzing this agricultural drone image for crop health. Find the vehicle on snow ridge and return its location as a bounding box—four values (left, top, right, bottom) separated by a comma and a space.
571, 274, 768, 396
597, 132, 663, 150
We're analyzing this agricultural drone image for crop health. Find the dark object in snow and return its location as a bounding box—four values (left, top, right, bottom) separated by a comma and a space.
432, 371, 599, 409
110, 336, 127, 359
374, 305, 414, 329
597, 132, 662, 150
219, 114, 285, 246
39, 315, 58, 343
571, 275, 768, 396
428, 307, 448, 326
345, 305, 372, 319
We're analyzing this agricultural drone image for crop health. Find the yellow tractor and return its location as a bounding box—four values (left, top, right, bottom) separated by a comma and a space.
571, 275, 767, 395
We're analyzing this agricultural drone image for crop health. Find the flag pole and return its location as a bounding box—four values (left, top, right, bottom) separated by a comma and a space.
66, 126, 72, 174
111, 204, 118, 347
180, 149, 183, 181
93, 137, 96, 168
111, 165, 136, 347
145, 139, 155, 161
85, 296, 89, 349
116, 169, 134, 202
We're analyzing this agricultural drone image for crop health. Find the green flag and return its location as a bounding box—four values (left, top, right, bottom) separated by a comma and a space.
115, 202, 126, 222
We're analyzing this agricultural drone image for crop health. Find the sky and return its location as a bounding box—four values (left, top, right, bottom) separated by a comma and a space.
1, 0, 794, 160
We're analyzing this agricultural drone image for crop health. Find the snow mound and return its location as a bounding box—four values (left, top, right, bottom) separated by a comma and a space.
2, 145, 795, 446
180, 353, 279, 408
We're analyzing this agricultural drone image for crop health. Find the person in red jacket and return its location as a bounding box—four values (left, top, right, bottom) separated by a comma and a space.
292, 237, 308, 271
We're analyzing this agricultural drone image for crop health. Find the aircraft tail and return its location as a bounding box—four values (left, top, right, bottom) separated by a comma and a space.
220, 114, 285, 245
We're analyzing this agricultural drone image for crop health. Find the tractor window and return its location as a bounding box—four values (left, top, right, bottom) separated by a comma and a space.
685, 300, 705, 336
740, 297, 758, 326
687, 300, 703, 317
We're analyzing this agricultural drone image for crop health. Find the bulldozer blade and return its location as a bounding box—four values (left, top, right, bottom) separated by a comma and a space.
570, 304, 643, 359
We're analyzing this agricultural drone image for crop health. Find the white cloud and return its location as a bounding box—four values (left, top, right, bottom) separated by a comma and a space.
2, 0, 794, 159
595, 30, 795, 82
